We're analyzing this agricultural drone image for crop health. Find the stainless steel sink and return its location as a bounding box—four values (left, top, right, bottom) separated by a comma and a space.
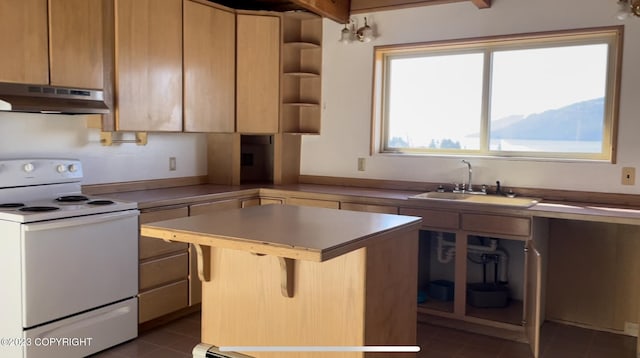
409, 192, 540, 208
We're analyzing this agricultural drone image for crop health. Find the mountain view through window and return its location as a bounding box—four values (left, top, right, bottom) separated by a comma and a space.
375, 27, 621, 160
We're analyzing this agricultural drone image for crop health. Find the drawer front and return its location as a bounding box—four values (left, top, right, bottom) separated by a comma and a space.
140, 207, 189, 260
140, 207, 188, 224
462, 213, 531, 237
399, 208, 459, 230
341, 202, 398, 214
139, 252, 189, 291
259, 197, 284, 205
287, 197, 340, 209
140, 237, 188, 260
190, 199, 242, 216
241, 198, 261, 208
138, 280, 188, 323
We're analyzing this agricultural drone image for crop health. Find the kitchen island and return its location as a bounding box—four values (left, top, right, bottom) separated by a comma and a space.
141, 204, 422, 357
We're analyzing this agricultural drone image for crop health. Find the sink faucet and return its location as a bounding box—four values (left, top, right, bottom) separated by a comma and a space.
461, 160, 472, 192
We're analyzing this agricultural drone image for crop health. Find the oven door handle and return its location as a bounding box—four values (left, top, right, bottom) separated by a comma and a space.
22, 210, 139, 232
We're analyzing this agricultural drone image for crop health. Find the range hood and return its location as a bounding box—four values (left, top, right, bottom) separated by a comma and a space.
0, 82, 109, 114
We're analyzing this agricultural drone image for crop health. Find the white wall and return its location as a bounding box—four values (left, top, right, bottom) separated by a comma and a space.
301, 0, 640, 194
0, 112, 207, 185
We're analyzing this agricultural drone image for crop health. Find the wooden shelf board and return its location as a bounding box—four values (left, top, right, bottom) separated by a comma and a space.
418, 312, 527, 343
283, 71, 320, 78
466, 299, 524, 326
418, 300, 454, 314
282, 102, 320, 107
282, 131, 320, 135
284, 41, 321, 49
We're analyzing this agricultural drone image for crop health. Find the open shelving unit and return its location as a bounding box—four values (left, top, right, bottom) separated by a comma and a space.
281, 11, 322, 134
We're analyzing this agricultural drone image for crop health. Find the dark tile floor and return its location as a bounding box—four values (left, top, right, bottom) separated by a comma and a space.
91, 312, 637, 358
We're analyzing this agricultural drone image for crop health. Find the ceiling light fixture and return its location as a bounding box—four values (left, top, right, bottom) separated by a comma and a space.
617, 0, 640, 20
339, 17, 375, 43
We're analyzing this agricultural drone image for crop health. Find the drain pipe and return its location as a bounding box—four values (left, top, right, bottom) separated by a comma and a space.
436, 232, 455, 264
436, 235, 508, 282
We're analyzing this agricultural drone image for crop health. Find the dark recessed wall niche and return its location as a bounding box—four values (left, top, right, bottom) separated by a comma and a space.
240, 135, 274, 184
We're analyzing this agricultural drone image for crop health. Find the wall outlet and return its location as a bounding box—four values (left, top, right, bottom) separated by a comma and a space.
357, 157, 366, 171
622, 167, 635, 185
169, 157, 177, 171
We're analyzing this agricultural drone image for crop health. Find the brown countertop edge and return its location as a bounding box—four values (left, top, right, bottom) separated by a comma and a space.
84, 180, 640, 225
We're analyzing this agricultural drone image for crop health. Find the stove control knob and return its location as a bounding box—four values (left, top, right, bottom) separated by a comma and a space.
68, 164, 78, 173
56, 164, 67, 173
23, 163, 35, 173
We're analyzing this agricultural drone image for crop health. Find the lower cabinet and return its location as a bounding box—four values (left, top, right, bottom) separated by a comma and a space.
138, 206, 190, 324
401, 207, 546, 358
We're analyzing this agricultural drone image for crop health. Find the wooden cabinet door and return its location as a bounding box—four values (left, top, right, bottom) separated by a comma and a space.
183, 1, 235, 132
115, 0, 183, 131
525, 240, 542, 358
236, 13, 280, 134
0, 0, 48, 84
49, 0, 104, 89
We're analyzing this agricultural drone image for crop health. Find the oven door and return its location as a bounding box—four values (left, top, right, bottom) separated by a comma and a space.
21, 210, 138, 328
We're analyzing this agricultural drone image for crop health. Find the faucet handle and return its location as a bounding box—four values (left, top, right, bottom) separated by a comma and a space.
481, 184, 487, 193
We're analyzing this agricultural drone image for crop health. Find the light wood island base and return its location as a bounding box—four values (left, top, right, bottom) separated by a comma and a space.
141, 205, 422, 358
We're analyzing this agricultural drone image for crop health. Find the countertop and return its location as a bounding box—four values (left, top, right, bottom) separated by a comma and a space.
140, 204, 422, 261
96, 183, 640, 225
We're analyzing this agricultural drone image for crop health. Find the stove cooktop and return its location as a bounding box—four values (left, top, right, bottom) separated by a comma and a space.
0, 195, 137, 223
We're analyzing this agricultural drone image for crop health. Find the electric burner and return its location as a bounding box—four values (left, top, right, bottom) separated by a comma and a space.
0, 203, 25, 208
19, 206, 61, 212
56, 195, 89, 202
87, 200, 115, 206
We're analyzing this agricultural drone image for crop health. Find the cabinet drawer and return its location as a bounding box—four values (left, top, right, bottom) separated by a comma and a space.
190, 199, 242, 216
138, 280, 189, 323
241, 198, 260, 208
140, 237, 188, 260
341, 202, 398, 214
399, 208, 459, 230
140, 207, 189, 224
139, 252, 189, 291
462, 213, 531, 237
140, 207, 189, 260
287, 197, 340, 209
259, 197, 284, 205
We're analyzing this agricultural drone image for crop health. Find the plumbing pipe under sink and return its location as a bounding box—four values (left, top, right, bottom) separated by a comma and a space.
435, 232, 509, 282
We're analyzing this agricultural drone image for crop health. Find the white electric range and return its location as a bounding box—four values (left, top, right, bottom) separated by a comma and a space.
0, 158, 139, 358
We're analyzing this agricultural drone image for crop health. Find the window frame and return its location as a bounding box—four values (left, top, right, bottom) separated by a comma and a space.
371, 26, 624, 162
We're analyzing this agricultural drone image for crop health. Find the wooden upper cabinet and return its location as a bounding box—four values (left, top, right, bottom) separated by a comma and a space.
114, 0, 183, 131
49, 0, 104, 89
351, 0, 490, 13
183, 1, 235, 133
236, 13, 280, 134
0, 0, 49, 84
291, 0, 349, 24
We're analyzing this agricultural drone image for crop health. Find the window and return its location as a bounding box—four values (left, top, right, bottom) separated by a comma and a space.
372, 27, 623, 161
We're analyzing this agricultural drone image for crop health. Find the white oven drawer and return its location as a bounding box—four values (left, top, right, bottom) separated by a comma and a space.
24, 298, 137, 358
21, 210, 138, 328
